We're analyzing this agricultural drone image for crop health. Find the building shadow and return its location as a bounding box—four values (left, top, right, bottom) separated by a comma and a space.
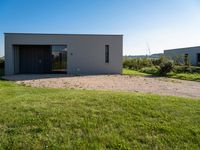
2, 73, 118, 81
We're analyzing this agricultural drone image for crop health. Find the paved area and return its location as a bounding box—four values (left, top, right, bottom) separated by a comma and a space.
3, 74, 200, 98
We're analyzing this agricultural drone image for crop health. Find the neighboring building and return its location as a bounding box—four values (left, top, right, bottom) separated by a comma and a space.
5, 33, 123, 75
164, 46, 200, 66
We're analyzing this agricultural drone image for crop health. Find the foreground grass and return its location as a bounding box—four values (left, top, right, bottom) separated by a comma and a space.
0, 80, 200, 149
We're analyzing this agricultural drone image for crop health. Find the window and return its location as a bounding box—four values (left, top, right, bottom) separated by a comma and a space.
184, 54, 189, 66
197, 53, 200, 66
105, 45, 109, 63
51, 45, 67, 73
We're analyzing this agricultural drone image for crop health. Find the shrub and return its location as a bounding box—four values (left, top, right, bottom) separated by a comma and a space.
152, 56, 165, 66
158, 60, 174, 76
151, 58, 161, 66
140, 67, 158, 75
123, 59, 134, 69
123, 57, 175, 76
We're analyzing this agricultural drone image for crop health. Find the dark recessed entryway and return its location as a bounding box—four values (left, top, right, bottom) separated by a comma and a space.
19, 45, 51, 74
15, 45, 67, 74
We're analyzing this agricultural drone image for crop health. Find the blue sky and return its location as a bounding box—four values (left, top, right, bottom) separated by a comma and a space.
1, 0, 200, 56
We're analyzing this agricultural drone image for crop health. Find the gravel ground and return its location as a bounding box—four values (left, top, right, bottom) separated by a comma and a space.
3, 74, 200, 98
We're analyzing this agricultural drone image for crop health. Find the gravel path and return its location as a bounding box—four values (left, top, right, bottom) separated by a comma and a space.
3, 74, 200, 98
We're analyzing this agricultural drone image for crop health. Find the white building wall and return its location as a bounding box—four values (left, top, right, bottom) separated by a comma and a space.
164, 46, 200, 66
5, 33, 123, 75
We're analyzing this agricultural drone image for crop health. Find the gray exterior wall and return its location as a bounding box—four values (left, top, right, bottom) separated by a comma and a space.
5, 33, 123, 75
164, 46, 200, 66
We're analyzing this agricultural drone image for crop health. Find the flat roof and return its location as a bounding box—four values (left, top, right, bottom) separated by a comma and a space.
165, 46, 200, 51
4, 33, 123, 36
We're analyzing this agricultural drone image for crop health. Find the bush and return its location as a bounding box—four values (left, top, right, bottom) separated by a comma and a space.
158, 60, 174, 76
123, 59, 134, 69
123, 57, 173, 71
140, 67, 158, 75
152, 56, 165, 66
123, 57, 176, 76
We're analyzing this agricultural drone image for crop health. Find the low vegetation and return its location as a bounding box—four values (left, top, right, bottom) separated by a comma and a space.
167, 72, 200, 82
123, 57, 200, 81
123, 58, 153, 70
157, 59, 174, 75
173, 66, 200, 73
0, 80, 199, 149
123, 68, 149, 76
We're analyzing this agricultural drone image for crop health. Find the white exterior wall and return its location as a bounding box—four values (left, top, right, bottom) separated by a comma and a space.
5, 33, 123, 75
164, 46, 200, 66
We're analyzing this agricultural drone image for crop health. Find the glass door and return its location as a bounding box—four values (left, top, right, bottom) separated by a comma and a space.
197, 53, 200, 66
51, 45, 67, 73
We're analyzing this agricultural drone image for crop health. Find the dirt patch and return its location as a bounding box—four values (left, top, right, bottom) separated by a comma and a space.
3, 74, 200, 98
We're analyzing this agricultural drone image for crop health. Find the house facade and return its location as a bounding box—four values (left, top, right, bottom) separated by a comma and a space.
5, 33, 123, 75
164, 46, 200, 66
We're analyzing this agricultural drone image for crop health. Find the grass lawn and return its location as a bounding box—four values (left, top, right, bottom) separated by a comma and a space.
0, 80, 200, 149
123, 68, 149, 76
167, 73, 200, 82
123, 68, 200, 82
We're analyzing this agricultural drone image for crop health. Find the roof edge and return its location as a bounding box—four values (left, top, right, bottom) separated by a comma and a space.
164, 46, 200, 51
4, 33, 123, 36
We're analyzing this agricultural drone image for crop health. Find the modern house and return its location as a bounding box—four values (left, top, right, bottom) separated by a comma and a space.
5, 33, 123, 75
164, 46, 200, 66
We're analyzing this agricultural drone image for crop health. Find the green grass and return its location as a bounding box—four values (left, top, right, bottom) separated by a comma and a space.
123, 68, 149, 76
124, 68, 200, 82
167, 73, 200, 82
0, 80, 200, 149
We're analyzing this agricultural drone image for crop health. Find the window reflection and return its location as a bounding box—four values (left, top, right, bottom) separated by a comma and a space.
51, 45, 67, 73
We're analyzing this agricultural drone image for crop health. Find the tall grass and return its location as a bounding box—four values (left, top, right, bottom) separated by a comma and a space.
123, 57, 171, 70
123, 57, 200, 76
123, 58, 153, 70
123, 57, 174, 76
